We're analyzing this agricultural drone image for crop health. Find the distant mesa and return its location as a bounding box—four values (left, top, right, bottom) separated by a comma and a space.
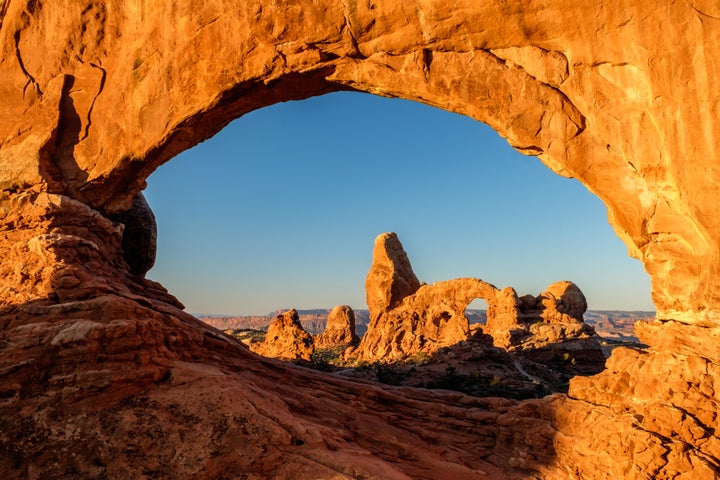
200, 309, 370, 337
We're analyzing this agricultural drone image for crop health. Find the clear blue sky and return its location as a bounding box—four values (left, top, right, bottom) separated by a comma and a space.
144, 91, 654, 316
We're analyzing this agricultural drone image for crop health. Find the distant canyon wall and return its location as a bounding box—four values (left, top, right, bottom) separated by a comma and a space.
200, 309, 371, 336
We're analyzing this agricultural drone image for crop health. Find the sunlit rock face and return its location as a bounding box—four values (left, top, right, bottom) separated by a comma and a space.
359, 232, 475, 360
314, 304, 360, 349
2, 1, 719, 322
358, 232, 495, 360
250, 308, 315, 361
358, 233, 603, 365
365, 233, 422, 322
0, 1, 719, 479
485, 280, 596, 350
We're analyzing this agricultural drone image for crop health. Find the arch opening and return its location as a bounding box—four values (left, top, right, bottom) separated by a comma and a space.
143, 91, 653, 378
465, 298, 489, 325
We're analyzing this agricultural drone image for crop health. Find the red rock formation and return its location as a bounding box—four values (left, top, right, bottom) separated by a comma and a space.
365, 232, 421, 321
358, 234, 601, 364
313, 305, 360, 349
250, 309, 314, 361
2, 1, 716, 323
0, 2, 719, 478
540, 281, 587, 324
107, 193, 157, 276
484, 281, 599, 351
358, 232, 498, 360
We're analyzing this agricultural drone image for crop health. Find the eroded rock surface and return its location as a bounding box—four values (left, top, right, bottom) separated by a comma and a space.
313, 305, 360, 349
359, 232, 495, 360
357, 233, 603, 366
486, 282, 606, 375
365, 232, 421, 322
250, 309, 314, 361
0, 2, 719, 479
485, 281, 599, 352
540, 281, 587, 324
108, 192, 157, 276
1, 1, 717, 321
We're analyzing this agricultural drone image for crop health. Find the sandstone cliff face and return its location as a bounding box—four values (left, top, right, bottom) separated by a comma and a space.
1, 1, 717, 322
313, 305, 360, 349
250, 309, 314, 361
1, 2, 719, 479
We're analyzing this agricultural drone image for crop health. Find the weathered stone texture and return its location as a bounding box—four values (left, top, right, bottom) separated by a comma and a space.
108, 192, 157, 276
250, 308, 314, 361
357, 233, 602, 363
365, 232, 421, 322
4, 1, 718, 320
313, 304, 360, 349
0, 1, 719, 478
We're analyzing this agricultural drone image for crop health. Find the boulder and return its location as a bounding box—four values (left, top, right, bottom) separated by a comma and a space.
108, 192, 157, 276
250, 309, 314, 361
540, 281, 587, 324
314, 305, 360, 349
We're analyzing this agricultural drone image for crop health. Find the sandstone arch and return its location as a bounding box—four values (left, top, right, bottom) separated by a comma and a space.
1, 1, 719, 478
2, 0, 719, 321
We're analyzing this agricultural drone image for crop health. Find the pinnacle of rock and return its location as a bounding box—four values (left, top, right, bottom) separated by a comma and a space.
365, 232, 421, 322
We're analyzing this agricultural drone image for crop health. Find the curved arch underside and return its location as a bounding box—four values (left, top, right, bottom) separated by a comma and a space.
1, 1, 719, 478
2, 0, 720, 320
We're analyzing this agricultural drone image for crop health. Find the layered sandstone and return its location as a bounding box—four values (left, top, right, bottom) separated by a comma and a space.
313, 305, 360, 349
1, 1, 719, 479
249, 308, 314, 361
1, 1, 717, 322
365, 233, 422, 321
